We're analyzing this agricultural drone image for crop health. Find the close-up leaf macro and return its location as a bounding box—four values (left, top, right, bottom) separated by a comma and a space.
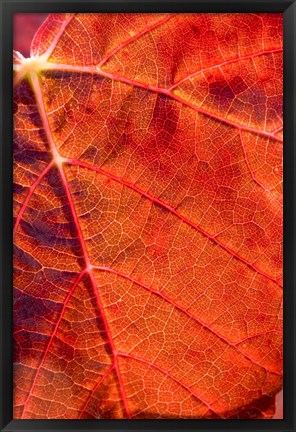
13, 13, 283, 420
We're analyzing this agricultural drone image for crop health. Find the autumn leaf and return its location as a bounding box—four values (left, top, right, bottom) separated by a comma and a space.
13, 13, 283, 419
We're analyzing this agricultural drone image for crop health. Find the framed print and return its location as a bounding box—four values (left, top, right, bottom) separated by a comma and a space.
0, 1, 295, 431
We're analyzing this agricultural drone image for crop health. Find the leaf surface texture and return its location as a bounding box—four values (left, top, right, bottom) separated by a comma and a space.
13, 13, 283, 419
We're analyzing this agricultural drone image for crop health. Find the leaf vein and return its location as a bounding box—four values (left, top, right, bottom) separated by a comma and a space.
93, 265, 281, 376
66, 157, 282, 286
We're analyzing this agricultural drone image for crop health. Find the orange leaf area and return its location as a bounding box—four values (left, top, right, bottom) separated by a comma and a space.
13, 13, 283, 419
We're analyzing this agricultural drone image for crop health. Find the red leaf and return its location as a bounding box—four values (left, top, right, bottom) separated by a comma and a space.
13, 13, 283, 419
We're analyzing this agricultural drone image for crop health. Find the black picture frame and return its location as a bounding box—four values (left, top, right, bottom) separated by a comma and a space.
0, 1, 295, 431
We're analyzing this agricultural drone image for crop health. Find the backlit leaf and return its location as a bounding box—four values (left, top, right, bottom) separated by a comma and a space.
13, 13, 283, 419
